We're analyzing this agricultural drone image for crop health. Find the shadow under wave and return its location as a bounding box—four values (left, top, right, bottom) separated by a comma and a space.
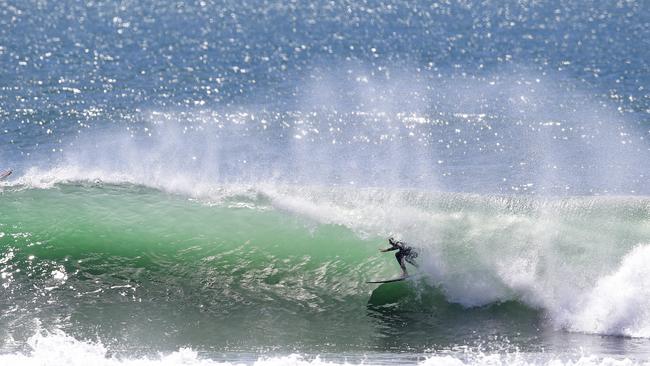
367, 279, 543, 351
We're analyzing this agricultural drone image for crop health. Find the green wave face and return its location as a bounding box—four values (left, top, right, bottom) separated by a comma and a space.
0, 184, 436, 353
1, 184, 649, 355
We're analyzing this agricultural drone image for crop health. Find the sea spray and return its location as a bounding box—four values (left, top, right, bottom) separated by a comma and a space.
566, 244, 650, 337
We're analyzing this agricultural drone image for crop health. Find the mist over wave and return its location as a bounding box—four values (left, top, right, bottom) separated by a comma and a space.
5, 67, 649, 195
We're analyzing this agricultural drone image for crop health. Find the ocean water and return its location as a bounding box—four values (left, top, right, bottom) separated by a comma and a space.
1, 0, 650, 365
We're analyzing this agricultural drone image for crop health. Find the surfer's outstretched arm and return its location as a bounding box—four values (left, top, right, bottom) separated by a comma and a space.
379, 246, 398, 252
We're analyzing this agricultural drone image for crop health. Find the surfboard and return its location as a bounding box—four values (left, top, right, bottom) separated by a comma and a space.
0, 169, 11, 180
366, 275, 411, 284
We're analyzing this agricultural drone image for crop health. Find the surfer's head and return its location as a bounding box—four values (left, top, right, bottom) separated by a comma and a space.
388, 237, 396, 245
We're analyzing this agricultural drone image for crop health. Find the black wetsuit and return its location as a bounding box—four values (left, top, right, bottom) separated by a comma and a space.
386, 240, 418, 267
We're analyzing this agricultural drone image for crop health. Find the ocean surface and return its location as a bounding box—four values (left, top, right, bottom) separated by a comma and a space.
1, 0, 650, 365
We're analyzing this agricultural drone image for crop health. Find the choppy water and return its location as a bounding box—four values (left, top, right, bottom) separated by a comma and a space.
1, 0, 649, 365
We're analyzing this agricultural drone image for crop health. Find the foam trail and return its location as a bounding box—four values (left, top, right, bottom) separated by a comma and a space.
2, 331, 648, 366
0, 332, 352, 366
419, 355, 648, 366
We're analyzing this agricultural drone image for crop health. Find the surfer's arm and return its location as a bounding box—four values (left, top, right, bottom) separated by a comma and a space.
379, 246, 398, 252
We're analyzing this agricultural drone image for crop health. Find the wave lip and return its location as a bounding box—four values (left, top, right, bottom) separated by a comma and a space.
4, 166, 263, 206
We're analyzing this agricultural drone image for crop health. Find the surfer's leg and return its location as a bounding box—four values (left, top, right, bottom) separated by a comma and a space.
395, 252, 408, 277
405, 249, 418, 267
404, 248, 418, 268
405, 257, 418, 268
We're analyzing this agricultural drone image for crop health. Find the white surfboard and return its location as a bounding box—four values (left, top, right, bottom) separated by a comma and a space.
366, 275, 411, 284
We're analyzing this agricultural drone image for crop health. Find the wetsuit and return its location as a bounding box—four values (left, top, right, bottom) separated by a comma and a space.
385, 240, 418, 268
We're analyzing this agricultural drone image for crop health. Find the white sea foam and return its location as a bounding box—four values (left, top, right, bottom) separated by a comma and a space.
419, 354, 648, 366
1, 331, 648, 366
565, 245, 650, 337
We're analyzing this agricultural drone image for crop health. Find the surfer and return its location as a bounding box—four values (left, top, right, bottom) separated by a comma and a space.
379, 237, 418, 277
